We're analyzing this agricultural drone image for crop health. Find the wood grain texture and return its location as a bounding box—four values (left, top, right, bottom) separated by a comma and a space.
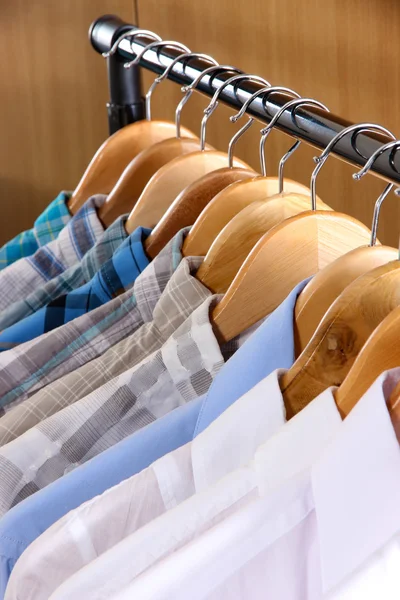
294, 245, 399, 355
196, 193, 331, 293
145, 166, 256, 259
137, 0, 400, 246
211, 211, 372, 343
281, 260, 400, 418
0, 0, 135, 244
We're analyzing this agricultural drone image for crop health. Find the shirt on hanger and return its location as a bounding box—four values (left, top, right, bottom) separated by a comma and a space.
0, 195, 106, 314
0, 212, 128, 331
0, 278, 306, 593
102, 369, 400, 600
0, 296, 248, 519
0, 228, 187, 410
0, 256, 210, 444
44, 371, 343, 600
0, 191, 71, 271
0, 226, 151, 350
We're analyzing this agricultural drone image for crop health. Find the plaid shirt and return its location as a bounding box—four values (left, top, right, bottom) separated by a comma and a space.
0, 257, 211, 445
0, 229, 188, 410
0, 296, 242, 516
0, 195, 106, 314
0, 212, 128, 332
0, 226, 150, 350
0, 191, 71, 271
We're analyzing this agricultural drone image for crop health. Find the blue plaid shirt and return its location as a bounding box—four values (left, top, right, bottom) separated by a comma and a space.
0, 192, 71, 270
0, 227, 151, 350
0, 215, 128, 332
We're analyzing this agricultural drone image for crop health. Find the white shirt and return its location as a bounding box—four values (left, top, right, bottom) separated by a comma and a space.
6, 370, 285, 600
49, 371, 342, 600
111, 369, 400, 600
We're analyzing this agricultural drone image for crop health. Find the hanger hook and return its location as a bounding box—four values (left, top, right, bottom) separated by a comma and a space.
102, 29, 161, 58
200, 74, 270, 152
162, 52, 218, 139
310, 123, 395, 211
260, 98, 329, 191
227, 83, 272, 168
353, 139, 400, 246
176, 64, 237, 139
123, 42, 191, 119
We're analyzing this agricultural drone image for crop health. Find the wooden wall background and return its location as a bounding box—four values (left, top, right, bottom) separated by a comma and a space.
1, 0, 400, 246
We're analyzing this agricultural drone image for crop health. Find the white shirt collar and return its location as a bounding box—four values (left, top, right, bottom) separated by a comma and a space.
312, 368, 400, 594
192, 370, 287, 492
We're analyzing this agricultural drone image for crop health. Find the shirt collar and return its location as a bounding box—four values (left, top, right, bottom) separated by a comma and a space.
134, 227, 191, 323
192, 369, 288, 492
195, 277, 312, 437
153, 256, 211, 333
56, 194, 107, 265
33, 191, 72, 246
254, 382, 342, 496
80, 215, 129, 281
95, 226, 152, 297
312, 368, 400, 594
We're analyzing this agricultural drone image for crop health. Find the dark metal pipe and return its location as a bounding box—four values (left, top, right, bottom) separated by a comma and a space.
90, 15, 400, 184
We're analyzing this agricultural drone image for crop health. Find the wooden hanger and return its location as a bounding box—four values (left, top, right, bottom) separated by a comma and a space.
144, 166, 256, 259
125, 151, 253, 234
99, 137, 209, 227
183, 95, 329, 258
68, 36, 217, 215
182, 177, 317, 257
196, 193, 331, 293
280, 259, 400, 418
211, 210, 372, 344
69, 122, 197, 214
294, 245, 398, 355
333, 306, 400, 435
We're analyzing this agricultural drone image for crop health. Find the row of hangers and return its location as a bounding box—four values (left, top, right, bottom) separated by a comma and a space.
67, 29, 400, 435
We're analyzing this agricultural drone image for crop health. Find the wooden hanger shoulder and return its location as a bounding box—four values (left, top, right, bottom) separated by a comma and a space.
69, 121, 197, 213
125, 151, 252, 233
196, 194, 331, 294
334, 305, 400, 431
144, 167, 256, 259
182, 177, 318, 257
280, 260, 400, 417
294, 244, 398, 355
211, 211, 372, 344
99, 137, 207, 227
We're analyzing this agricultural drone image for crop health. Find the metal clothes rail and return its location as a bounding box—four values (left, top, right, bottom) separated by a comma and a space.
89, 14, 400, 185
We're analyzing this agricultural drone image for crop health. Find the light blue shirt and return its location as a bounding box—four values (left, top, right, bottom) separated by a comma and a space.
0, 278, 310, 596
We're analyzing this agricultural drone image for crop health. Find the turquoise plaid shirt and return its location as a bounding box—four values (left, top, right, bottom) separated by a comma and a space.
0, 192, 72, 270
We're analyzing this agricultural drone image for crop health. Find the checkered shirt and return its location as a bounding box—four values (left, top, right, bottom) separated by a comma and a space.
0, 229, 188, 410
0, 257, 210, 445
0, 212, 127, 331
0, 296, 242, 516
0, 195, 106, 313
0, 191, 71, 270
0, 225, 150, 350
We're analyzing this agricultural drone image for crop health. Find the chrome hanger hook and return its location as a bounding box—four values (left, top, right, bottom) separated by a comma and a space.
174, 59, 221, 138
230, 85, 296, 124
127, 42, 191, 120
353, 139, 400, 246
177, 65, 241, 144
227, 83, 272, 168
124, 40, 190, 71
261, 98, 329, 190
102, 29, 161, 58
200, 74, 270, 152
310, 123, 395, 211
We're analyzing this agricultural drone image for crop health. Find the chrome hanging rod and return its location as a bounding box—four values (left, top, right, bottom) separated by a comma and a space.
90, 15, 400, 184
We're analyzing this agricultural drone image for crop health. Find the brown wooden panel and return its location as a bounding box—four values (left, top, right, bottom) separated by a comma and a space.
0, 0, 135, 245
137, 0, 400, 246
